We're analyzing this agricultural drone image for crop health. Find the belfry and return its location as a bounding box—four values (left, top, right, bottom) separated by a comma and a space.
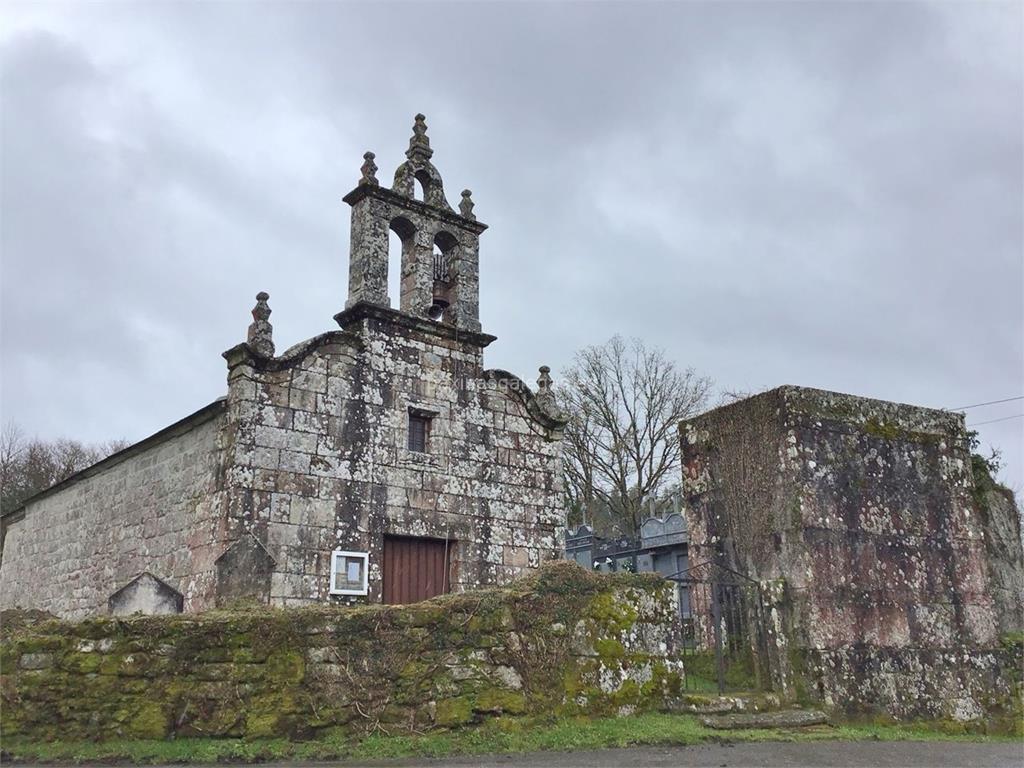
0, 116, 569, 617
342, 114, 486, 331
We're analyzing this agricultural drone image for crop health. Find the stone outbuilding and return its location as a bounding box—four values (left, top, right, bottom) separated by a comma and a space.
0, 116, 569, 619
679, 385, 1023, 721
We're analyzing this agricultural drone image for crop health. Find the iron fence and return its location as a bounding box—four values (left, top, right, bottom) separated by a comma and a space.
666, 560, 769, 694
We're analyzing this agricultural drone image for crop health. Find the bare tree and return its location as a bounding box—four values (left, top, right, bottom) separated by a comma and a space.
0, 422, 28, 510
0, 421, 130, 515
559, 336, 713, 534
717, 389, 755, 406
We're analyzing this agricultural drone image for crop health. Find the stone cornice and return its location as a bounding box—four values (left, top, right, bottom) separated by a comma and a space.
334, 302, 497, 349
681, 385, 967, 442
342, 184, 488, 235
484, 369, 569, 433
222, 330, 363, 373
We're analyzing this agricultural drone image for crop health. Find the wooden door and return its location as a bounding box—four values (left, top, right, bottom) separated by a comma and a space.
382, 535, 452, 604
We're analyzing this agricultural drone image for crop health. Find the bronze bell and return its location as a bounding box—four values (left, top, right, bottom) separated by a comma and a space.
426, 297, 450, 321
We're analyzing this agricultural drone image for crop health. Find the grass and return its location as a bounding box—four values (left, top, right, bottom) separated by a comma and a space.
680, 674, 720, 692
680, 649, 760, 693
3, 713, 1019, 765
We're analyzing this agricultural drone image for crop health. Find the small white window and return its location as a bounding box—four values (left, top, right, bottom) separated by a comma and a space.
330, 550, 369, 595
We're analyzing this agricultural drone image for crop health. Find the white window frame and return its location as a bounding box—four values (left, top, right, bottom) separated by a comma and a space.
329, 550, 369, 596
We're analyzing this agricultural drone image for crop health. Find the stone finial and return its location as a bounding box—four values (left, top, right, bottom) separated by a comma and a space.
247, 291, 275, 358
359, 151, 378, 186
406, 113, 433, 161
536, 365, 569, 424
536, 365, 555, 402
460, 189, 476, 220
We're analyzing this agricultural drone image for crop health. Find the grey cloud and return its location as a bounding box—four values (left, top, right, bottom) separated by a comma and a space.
1, 1, 1020, 488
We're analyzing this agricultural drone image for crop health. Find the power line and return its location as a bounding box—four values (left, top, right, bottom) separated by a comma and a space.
951, 395, 1024, 411
968, 414, 1024, 428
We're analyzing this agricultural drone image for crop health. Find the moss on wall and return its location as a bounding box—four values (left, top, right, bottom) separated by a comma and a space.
0, 562, 684, 742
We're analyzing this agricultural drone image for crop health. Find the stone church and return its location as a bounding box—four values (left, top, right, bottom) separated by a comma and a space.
0, 116, 569, 620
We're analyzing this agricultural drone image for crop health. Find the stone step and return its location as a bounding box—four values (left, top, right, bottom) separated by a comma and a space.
665, 692, 782, 714
699, 709, 830, 730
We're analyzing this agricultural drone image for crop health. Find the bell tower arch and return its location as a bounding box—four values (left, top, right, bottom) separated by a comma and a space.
342, 115, 487, 333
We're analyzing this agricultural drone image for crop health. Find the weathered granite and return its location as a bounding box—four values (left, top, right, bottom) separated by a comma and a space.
680, 386, 1023, 723
976, 481, 1024, 636
108, 573, 184, 616
218, 301, 567, 604
699, 709, 828, 730
0, 563, 684, 740
0, 404, 227, 619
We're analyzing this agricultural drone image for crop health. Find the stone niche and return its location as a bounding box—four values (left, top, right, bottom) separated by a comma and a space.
214, 534, 275, 608
108, 572, 184, 616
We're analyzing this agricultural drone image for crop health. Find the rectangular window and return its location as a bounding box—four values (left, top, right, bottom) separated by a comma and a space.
408, 413, 430, 453
329, 550, 369, 595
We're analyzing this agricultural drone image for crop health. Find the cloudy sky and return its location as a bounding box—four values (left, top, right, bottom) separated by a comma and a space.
2, 1, 1022, 490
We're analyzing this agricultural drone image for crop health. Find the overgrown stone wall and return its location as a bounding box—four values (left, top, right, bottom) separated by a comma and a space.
680, 386, 1024, 723
975, 476, 1024, 636
0, 564, 683, 741
800, 643, 1022, 729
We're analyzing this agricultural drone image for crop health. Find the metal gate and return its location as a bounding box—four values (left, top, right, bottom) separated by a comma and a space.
382, 535, 452, 604
668, 560, 769, 694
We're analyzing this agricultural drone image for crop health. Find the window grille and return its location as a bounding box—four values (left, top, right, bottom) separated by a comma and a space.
408, 414, 429, 453
433, 252, 450, 283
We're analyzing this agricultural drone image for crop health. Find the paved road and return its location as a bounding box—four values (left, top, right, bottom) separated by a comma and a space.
22, 741, 1024, 767
355, 741, 1021, 767
89, 740, 1020, 768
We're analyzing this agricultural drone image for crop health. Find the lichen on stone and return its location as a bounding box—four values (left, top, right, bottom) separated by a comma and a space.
0, 563, 684, 741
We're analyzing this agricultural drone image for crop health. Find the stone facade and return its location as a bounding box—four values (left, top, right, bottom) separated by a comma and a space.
679, 385, 1023, 721
0, 405, 226, 620
0, 116, 568, 618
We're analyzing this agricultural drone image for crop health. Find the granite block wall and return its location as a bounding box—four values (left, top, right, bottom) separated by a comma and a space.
0, 405, 227, 619
213, 114, 567, 606
221, 304, 566, 606
680, 386, 1023, 721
